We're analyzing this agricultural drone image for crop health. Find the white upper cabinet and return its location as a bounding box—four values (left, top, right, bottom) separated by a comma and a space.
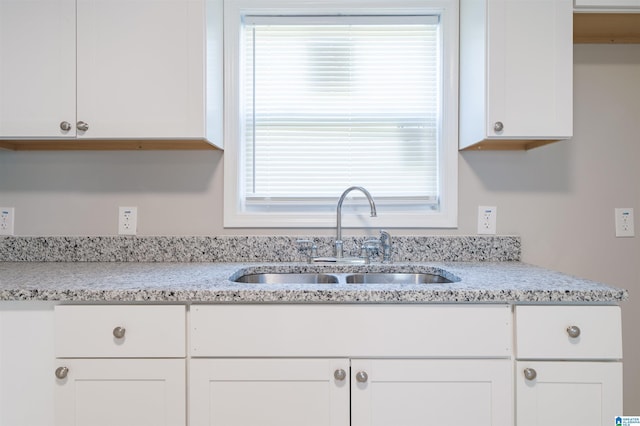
0, 0, 76, 138
459, 0, 573, 150
575, 0, 640, 10
76, 0, 205, 140
0, 0, 223, 147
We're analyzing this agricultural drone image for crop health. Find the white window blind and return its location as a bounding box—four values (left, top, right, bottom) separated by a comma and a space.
242, 15, 441, 206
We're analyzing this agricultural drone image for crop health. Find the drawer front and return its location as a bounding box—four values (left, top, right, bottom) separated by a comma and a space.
515, 305, 621, 360
191, 305, 512, 358
55, 305, 185, 358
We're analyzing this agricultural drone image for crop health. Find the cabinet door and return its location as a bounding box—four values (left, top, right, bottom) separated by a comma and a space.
351, 359, 512, 426
487, 0, 572, 139
0, 0, 76, 138
517, 361, 622, 426
55, 358, 185, 426
190, 358, 350, 426
0, 302, 56, 426
76, 0, 204, 139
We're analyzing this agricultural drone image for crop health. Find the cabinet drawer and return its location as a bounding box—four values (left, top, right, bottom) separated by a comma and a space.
515, 306, 621, 360
55, 305, 185, 358
191, 305, 512, 358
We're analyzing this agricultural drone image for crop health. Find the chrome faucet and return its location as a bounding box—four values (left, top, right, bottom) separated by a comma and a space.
335, 186, 377, 259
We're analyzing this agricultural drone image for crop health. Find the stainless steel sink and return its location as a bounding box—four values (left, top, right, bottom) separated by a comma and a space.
234, 273, 340, 284
345, 273, 452, 284
233, 272, 454, 285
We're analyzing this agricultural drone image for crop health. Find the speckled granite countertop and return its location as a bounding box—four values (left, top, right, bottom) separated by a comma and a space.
0, 261, 627, 304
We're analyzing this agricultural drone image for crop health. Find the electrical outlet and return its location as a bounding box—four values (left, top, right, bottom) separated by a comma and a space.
118, 207, 137, 235
615, 208, 634, 237
477, 206, 497, 235
0, 207, 15, 236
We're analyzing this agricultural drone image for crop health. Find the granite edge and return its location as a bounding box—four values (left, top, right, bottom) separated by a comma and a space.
0, 235, 521, 263
0, 288, 626, 303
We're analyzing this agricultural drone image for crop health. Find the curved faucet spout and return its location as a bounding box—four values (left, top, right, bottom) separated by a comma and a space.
335, 186, 377, 259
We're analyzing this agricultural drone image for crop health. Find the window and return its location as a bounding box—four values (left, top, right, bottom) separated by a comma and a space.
224, 0, 458, 228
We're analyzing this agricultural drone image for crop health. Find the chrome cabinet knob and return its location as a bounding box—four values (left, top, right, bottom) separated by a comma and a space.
76, 121, 89, 132
523, 368, 537, 381
355, 371, 368, 383
493, 121, 504, 132
567, 325, 581, 338
55, 366, 69, 379
60, 121, 72, 131
113, 326, 126, 339
334, 369, 347, 381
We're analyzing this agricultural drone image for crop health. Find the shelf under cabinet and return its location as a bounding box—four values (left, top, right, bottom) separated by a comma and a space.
0, 139, 220, 151
574, 13, 640, 44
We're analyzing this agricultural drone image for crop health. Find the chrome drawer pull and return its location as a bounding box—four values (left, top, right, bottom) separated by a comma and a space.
523, 368, 537, 381
55, 366, 69, 379
113, 326, 126, 339
566, 325, 581, 338
355, 371, 368, 383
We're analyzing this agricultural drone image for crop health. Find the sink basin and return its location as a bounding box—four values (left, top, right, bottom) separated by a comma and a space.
234, 273, 339, 284
345, 273, 453, 284
233, 271, 454, 285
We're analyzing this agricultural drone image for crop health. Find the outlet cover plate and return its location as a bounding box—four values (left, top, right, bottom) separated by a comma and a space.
478, 206, 497, 235
0, 207, 14, 236
118, 206, 138, 235
615, 208, 634, 237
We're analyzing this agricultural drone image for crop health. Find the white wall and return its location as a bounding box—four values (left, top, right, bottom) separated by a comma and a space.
1, 44, 639, 412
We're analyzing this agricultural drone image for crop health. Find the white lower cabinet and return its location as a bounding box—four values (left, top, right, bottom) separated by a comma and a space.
190, 358, 511, 426
189, 304, 514, 426
190, 358, 350, 426
351, 359, 511, 426
516, 361, 622, 426
55, 359, 186, 426
515, 306, 623, 425
53, 305, 187, 426
0, 303, 623, 426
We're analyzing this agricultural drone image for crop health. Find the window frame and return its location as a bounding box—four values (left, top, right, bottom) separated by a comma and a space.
223, 0, 459, 229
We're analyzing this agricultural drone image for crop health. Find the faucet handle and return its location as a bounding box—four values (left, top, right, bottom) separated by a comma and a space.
379, 230, 393, 264
363, 238, 381, 247
296, 239, 317, 263
361, 239, 381, 264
